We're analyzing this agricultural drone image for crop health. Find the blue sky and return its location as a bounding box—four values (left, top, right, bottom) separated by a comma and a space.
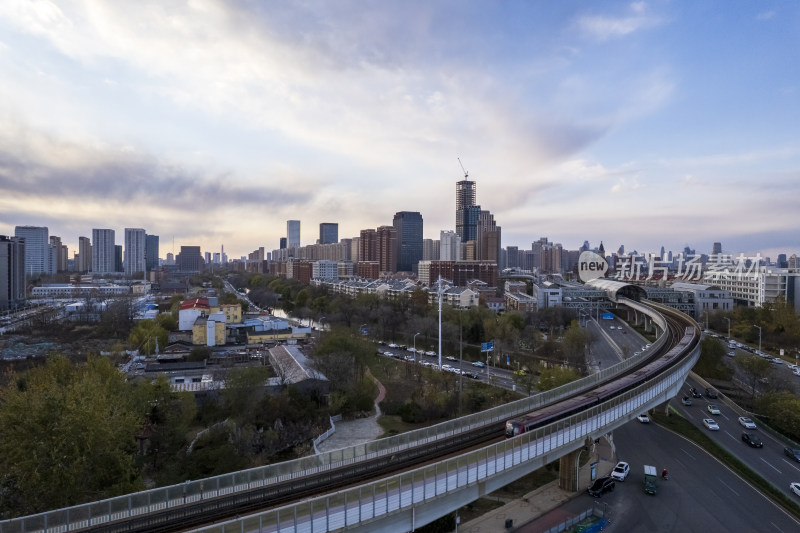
0, 1, 797, 260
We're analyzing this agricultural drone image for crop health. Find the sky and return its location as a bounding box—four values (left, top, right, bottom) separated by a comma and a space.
0, 1, 798, 261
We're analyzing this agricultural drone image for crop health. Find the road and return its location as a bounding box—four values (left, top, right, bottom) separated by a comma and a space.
680, 376, 800, 502
520, 419, 800, 532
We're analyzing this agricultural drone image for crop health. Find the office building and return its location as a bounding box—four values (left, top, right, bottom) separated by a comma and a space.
287, 220, 301, 249
177, 246, 204, 273
393, 211, 423, 273
115, 245, 123, 273
712, 242, 722, 255
92, 229, 116, 274
145, 234, 159, 271
124, 228, 146, 276
319, 223, 338, 245
455, 178, 476, 240
440, 230, 461, 261
14, 225, 51, 276
0, 235, 26, 311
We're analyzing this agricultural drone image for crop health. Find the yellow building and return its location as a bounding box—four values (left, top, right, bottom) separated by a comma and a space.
219, 304, 242, 324
192, 314, 227, 346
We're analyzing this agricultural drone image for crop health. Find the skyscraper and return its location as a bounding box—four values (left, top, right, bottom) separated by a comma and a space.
287, 220, 301, 248
49, 236, 67, 272
377, 225, 397, 274
145, 234, 159, 271
712, 242, 722, 255
14, 225, 50, 276
124, 228, 146, 276
0, 235, 26, 311
440, 230, 461, 261
393, 211, 423, 273
319, 223, 338, 245
177, 246, 204, 273
455, 179, 476, 241
92, 229, 115, 274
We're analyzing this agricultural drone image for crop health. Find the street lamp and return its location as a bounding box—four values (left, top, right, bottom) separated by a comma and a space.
413, 332, 420, 364
753, 324, 762, 353
723, 317, 731, 339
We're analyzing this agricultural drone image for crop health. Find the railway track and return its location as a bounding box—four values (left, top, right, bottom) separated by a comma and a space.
4, 301, 698, 533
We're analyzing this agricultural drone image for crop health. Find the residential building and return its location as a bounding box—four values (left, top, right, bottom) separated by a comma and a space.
76, 236, 92, 273
0, 235, 26, 311
440, 230, 461, 261
319, 223, 338, 245
313, 260, 339, 280
92, 229, 116, 274
124, 228, 146, 276
14, 225, 50, 276
393, 211, 423, 273
115, 245, 123, 273
377, 225, 397, 274
49, 236, 68, 272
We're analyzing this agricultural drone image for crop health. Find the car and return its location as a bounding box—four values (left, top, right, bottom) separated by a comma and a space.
637, 413, 650, 423
738, 417, 757, 430
407, 347, 417, 353
794, 369, 800, 377
728, 351, 736, 357
471, 361, 485, 368
383, 351, 394, 358
445, 356, 458, 362
742, 433, 763, 448
791, 482, 800, 497
611, 461, 630, 481
772, 358, 783, 365
707, 404, 721, 415
681, 396, 692, 406
388, 343, 399, 348
633, 351, 641, 356
789, 363, 799, 371
587, 476, 615, 497
690, 387, 703, 398
464, 372, 479, 379
425, 350, 436, 356
784, 447, 800, 462
703, 418, 720, 430
705, 388, 718, 399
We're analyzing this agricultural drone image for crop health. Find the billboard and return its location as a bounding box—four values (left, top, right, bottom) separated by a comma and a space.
602, 313, 613, 319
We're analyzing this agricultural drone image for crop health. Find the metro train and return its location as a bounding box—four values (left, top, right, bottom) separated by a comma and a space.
505, 325, 697, 438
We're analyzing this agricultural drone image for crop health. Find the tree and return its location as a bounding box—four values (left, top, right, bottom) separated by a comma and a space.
562, 321, 589, 371
537, 366, 581, 391
128, 319, 169, 355
0, 356, 144, 516
694, 337, 734, 380
737, 354, 772, 403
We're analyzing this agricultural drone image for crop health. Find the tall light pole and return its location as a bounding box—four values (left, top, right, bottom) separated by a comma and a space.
723, 317, 731, 339
753, 324, 762, 353
413, 332, 420, 364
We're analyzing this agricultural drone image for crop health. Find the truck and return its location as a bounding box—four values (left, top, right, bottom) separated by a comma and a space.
644, 465, 657, 495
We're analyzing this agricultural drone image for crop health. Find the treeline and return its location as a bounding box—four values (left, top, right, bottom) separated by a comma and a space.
707, 296, 800, 355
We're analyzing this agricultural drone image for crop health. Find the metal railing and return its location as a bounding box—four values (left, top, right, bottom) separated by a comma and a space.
194, 339, 700, 532
0, 302, 672, 532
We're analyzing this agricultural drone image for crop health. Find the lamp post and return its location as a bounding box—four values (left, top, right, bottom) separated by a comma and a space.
414, 332, 420, 364
753, 324, 762, 353
723, 317, 731, 339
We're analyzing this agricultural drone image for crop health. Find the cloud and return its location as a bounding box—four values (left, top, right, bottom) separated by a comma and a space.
756, 11, 775, 20
576, 2, 663, 41
610, 177, 642, 193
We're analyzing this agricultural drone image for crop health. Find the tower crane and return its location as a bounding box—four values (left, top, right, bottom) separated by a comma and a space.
458, 157, 469, 179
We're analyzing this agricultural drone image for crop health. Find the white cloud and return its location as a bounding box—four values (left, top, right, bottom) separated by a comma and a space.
576, 2, 663, 41
756, 11, 775, 20
610, 177, 642, 193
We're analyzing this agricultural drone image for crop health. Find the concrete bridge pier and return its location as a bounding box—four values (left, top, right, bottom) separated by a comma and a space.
558, 436, 615, 492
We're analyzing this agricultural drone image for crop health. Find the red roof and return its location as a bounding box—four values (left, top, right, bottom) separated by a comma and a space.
179, 297, 210, 310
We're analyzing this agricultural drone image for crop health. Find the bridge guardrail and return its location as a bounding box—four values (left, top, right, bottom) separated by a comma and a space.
0, 302, 671, 533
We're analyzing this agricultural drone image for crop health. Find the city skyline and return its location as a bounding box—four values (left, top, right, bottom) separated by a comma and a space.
0, 2, 798, 259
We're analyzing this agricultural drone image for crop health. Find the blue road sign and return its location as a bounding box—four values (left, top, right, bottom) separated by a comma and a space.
602, 313, 614, 319
481, 341, 494, 352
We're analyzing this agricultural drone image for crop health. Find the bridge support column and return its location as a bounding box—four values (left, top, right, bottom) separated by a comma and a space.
644, 315, 653, 333
559, 437, 595, 492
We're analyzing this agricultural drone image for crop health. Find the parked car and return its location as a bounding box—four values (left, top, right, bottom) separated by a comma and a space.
738, 417, 757, 430
703, 418, 720, 431
741, 433, 763, 448
587, 476, 615, 497
637, 413, 650, 423
611, 461, 630, 481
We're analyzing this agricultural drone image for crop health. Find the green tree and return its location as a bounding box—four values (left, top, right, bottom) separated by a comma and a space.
694, 337, 734, 380
737, 354, 772, 403
155, 312, 178, 332
537, 366, 581, 391
0, 356, 144, 516
128, 319, 169, 355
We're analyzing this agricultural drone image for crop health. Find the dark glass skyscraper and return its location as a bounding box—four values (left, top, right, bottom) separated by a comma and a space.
145, 234, 159, 271
393, 211, 423, 273
455, 179, 476, 241
319, 223, 338, 245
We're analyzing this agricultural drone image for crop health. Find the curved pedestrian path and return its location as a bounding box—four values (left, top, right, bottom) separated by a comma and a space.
316, 369, 386, 453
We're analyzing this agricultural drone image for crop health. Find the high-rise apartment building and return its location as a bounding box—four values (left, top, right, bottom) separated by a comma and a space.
115, 245, 123, 273
393, 211, 423, 273
92, 229, 115, 274
76, 236, 92, 273
49, 236, 68, 272
124, 228, 146, 276
440, 230, 461, 261
287, 220, 301, 249
145, 234, 159, 271
14, 225, 50, 276
377, 225, 397, 274
359, 229, 378, 263
0, 235, 26, 311
319, 223, 338, 245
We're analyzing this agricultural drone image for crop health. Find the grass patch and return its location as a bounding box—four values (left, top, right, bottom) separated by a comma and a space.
652, 409, 800, 520
494, 463, 559, 497
376, 414, 435, 437
456, 498, 506, 524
